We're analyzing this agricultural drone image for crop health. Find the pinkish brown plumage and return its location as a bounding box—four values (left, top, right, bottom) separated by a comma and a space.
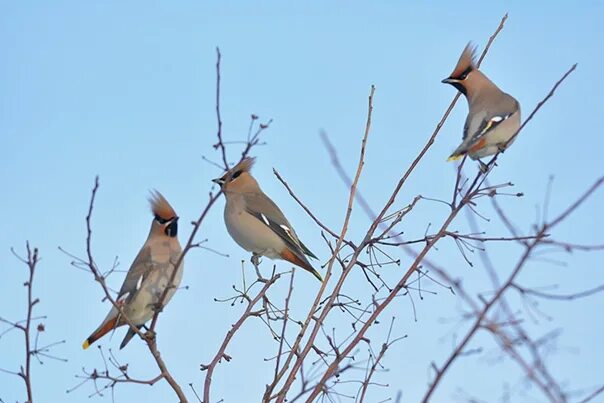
149, 190, 177, 220
449, 42, 477, 79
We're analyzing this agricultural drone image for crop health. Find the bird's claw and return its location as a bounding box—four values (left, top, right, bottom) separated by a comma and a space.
250, 253, 269, 281
144, 330, 156, 342
152, 302, 164, 314
251, 253, 262, 267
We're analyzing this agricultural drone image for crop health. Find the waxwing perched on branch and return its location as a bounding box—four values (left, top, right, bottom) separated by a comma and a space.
82, 191, 183, 349
213, 158, 322, 282
442, 43, 521, 164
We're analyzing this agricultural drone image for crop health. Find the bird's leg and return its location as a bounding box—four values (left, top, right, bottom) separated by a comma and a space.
151, 295, 165, 314
251, 253, 262, 267
497, 144, 506, 153
250, 253, 267, 283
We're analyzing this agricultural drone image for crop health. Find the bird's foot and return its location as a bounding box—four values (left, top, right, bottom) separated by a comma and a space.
251, 253, 262, 267
144, 329, 156, 342
250, 254, 269, 282
151, 302, 164, 314
497, 144, 506, 153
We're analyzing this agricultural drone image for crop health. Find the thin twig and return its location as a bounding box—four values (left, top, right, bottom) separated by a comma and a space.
202, 273, 281, 403
420, 177, 603, 402
213, 47, 228, 168
271, 85, 376, 402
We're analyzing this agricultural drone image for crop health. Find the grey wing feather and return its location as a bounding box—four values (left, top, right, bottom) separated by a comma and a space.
466, 95, 519, 142
115, 246, 153, 304
462, 113, 472, 141
243, 192, 317, 259
299, 240, 318, 259
119, 325, 142, 349
463, 109, 487, 141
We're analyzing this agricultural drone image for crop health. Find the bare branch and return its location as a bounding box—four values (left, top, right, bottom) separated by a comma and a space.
421, 177, 603, 402
213, 47, 228, 169
202, 272, 282, 403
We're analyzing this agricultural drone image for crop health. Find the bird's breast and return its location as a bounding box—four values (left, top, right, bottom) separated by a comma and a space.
224, 204, 285, 257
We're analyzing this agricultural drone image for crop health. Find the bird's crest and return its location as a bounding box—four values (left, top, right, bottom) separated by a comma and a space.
148, 190, 177, 220
229, 157, 256, 175
449, 42, 478, 79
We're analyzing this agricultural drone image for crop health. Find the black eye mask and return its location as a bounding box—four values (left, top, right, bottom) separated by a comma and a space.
154, 215, 170, 224
165, 219, 178, 237
455, 65, 473, 81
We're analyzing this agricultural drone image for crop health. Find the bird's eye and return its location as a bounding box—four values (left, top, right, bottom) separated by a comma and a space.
232, 170, 242, 180
458, 66, 473, 80
155, 215, 169, 224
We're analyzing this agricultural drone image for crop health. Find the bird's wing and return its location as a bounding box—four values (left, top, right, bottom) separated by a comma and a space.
473, 111, 515, 140
467, 96, 520, 143
119, 325, 143, 350
115, 246, 154, 305
463, 109, 487, 141
242, 192, 317, 259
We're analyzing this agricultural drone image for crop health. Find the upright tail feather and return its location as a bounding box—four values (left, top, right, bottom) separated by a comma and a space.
82, 316, 120, 350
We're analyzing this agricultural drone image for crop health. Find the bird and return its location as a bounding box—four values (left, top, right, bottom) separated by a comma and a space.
442, 43, 521, 167
82, 191, 183, 350
212, 157, 322, 282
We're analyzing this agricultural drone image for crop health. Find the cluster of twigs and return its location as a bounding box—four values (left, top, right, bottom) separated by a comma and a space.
58, 45, 270, 402
0, 243, 66, 403
2, 13, 603, 403
250, 14, 602, 403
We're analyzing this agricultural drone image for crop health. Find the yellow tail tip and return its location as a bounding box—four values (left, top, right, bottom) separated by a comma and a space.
447, 154, 463, 162
82, 339, 90, 350
311, 269, 323, 282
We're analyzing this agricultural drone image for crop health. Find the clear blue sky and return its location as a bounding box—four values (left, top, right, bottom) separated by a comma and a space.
1, 2, 603, 402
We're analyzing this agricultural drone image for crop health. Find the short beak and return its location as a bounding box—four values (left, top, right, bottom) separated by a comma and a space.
441, 77, 457, 84
212, 178, 223, 185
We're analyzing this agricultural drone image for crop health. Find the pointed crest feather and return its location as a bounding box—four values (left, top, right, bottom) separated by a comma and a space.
450, 42, 478, 78
148, 190, 177, 220
229, 157, 256, 175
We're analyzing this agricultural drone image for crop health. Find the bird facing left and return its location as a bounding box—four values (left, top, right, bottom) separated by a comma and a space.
82, 191, 184, 350
212, 157, 323, 282
442, 42, 521, 164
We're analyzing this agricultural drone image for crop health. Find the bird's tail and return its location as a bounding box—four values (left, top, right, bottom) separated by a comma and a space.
447, 153, 464, 162
280, 248, 323, 282
82, 316, 119, 350
307, 267, 324, 282
448, 137, 489, 161
447, 144, 468, 162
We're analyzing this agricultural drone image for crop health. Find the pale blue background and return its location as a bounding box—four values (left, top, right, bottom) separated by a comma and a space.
1, 2, 603, 402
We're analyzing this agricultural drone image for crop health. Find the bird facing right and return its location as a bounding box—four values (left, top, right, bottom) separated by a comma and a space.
82, 191, 183, 350
442, 43, 521, 165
